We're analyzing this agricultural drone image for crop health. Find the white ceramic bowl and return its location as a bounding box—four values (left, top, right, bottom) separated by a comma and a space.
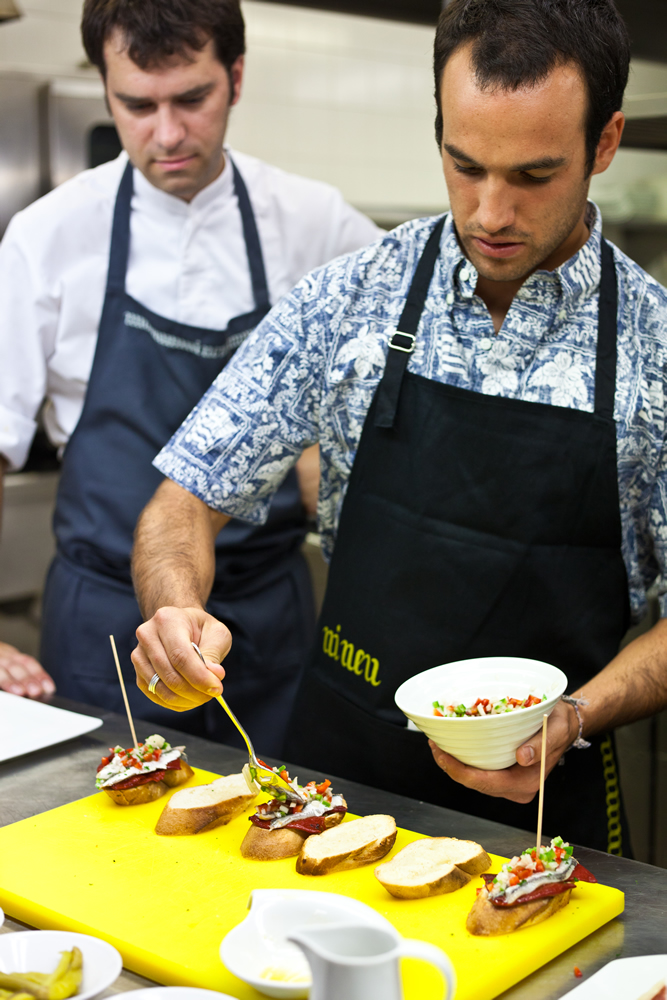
0, 931, 122, 1000
395, 656, 568, 770
220, 889, 395, 999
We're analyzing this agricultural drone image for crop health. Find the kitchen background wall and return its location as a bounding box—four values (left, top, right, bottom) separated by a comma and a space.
1, 0, 666, 865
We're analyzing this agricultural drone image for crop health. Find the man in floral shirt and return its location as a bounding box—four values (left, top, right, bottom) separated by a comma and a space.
130, 0, 667, 852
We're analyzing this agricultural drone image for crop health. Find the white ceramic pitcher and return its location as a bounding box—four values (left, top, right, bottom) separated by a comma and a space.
288, 922, 456, 1000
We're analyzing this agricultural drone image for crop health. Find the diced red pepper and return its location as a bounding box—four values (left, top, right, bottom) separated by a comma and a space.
433, 708, 444, 717
316, 780, 331, 794
574, 967, 582, 978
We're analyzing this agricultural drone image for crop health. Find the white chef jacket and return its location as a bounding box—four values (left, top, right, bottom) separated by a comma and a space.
0, 148, 381, 471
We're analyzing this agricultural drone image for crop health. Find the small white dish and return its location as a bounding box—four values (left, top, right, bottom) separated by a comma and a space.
0, 907, 4, 929
563, 954, 667, 999
395, 656, 568, 769
220, 889, 395, 999
117, 990, 239, 1000
0, 930, 122, 1000
0, 693, 102, 762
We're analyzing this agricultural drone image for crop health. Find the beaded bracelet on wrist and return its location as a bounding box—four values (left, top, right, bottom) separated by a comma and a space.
561, 694, 591, 749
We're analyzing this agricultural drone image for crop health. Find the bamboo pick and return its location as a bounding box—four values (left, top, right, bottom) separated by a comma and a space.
535, 712, 549, 853
109, 634, 139, 748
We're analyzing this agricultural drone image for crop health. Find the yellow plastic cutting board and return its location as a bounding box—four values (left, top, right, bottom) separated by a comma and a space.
0, 768, 623, 1000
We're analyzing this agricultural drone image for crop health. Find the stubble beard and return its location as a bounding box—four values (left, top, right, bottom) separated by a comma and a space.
457, 187, 589, 284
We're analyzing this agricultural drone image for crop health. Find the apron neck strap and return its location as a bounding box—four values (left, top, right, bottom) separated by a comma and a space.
230, 156, 271, 313
374, 216, 446, 429
105, 160, 134, 293
594, 238, 618, 421
104, 157, 271, 314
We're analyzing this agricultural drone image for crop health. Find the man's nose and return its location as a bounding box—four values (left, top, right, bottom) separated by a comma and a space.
476, 177, 516, 235
153, 105, 187, 151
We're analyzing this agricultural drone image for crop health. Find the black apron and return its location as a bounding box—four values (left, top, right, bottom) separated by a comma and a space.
286, 218, 630, 853
41, 159, 314, 756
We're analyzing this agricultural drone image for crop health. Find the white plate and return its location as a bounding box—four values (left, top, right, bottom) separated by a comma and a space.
0, 930, 122, 1000
0, 907, 4, 929
0, 692, 102, 762
564, 955, 667, 999
221, 889, 396, 999
118, 990, 239, 999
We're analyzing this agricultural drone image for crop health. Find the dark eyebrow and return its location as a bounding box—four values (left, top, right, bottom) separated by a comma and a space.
113, 83, 214, 104
443, 142, 566, 173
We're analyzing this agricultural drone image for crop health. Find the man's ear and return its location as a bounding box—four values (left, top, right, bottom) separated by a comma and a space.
229, 55, 244, 107
590, 110, 625, 177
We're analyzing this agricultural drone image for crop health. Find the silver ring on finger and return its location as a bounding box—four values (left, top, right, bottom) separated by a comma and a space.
148, 672, 160, 695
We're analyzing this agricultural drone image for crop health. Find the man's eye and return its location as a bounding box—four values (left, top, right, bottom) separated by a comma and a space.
453, 162, 482, 176
125, 103, 154, 113
523, 173, 553, 184
179, 96, 205, 106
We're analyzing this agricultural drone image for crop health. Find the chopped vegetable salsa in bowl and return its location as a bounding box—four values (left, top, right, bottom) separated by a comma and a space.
395, 656, 568, 770
433, 694, 545, 717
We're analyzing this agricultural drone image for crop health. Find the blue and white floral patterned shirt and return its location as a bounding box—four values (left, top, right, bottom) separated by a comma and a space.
155, 205, 667, 622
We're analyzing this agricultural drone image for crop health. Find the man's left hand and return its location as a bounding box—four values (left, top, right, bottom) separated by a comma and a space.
429, 699, 579, 803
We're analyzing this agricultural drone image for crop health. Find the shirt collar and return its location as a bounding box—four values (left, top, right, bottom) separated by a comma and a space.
440, 201, 604, 306
132, 148, 233, 218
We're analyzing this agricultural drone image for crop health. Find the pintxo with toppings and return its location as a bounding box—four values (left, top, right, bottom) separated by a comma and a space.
466, 837, 597, 935
95, 734, 194, 806
241, 764, 347, 860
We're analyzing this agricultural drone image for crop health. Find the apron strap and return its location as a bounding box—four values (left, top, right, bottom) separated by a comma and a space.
594, 239, 618, 421
230, 157, 271, 313
105, 160, 134, 294
105, 158, 271, 316
375, 216, 446, 429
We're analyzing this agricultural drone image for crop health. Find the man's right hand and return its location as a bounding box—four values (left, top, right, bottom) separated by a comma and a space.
132, 606, 231, 711
0, 642, 56, 699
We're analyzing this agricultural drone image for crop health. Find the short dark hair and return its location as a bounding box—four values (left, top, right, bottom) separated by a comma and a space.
433, 0, 630, 175
81, 0, 245, 80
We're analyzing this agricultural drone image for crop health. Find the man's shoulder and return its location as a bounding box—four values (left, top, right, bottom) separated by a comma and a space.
4, 154, 126, 250
611, 242, 667, 321
313, 213, 447, 284
228, 148, 347, 214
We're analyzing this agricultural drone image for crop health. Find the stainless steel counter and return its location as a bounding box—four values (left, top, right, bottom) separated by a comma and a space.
1, 696, 666, 1000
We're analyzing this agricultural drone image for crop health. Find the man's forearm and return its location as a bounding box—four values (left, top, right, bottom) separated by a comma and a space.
132, 479, 230, 619
578, 616, 667, 737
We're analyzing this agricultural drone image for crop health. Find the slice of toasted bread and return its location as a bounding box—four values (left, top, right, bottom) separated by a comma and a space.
432, 837, 491, 876
155, 773, 257, 835
466, 885, 573, 936
375, 838, 478, 899
240, 804, 347, 861
296, 815, 396, 876
104, 780, 169, 807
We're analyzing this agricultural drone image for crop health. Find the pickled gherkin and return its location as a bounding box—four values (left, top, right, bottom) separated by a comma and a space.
0, 947, 82, 1000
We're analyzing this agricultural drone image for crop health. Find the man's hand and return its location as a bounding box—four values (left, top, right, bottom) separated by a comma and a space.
132, 606, 231, 711
0, 642, 56, 699
429, 700, 579, 803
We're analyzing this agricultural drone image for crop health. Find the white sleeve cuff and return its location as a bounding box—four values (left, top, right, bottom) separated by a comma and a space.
0, 403, 37, 471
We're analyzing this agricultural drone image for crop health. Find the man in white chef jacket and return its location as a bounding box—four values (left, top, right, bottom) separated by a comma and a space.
0, 0, 380, 752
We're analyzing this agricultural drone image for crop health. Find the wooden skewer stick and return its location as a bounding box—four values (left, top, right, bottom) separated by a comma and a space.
535, 712, 549, 852
109, 634, 139, 748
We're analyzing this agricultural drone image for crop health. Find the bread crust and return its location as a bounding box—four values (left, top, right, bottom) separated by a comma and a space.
241, 824, 309, 860
104, 780, 168, 806
296, 815, 397, 876
155, 774, 256, 835
103, 760, 195, 807
466, 886, 573, 936
376, 860, 470, 899
240, 806, 346, 860
161, 762, 195, 787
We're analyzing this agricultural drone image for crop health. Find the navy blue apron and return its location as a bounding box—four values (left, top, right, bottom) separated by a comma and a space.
286, 221, 631, 853
41, 159, 314, 756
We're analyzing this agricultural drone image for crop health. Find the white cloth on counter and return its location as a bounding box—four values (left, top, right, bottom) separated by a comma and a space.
0, 148, 381, 470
